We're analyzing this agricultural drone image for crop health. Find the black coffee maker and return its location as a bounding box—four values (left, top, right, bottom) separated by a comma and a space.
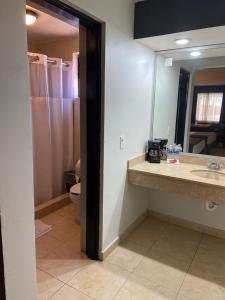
147, 139, 168, 163
154, 138, 168, 160
147, 140, 161, 163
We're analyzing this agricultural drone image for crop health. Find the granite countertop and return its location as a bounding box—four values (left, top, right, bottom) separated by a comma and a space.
128, 159, 225, 189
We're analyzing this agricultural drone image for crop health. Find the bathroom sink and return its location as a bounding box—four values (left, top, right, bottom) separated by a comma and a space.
191, 169, 225, 180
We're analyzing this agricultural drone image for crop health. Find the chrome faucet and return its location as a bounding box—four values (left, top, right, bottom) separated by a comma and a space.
207, 159, 224, 171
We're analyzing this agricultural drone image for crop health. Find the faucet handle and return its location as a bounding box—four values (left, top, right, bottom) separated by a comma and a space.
219, 160, 224, 170
208, 159, 224, 170
208, 159, 217, 168
208, 159, 220, 170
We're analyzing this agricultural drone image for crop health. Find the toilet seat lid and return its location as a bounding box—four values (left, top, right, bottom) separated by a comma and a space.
70, 183, 81, 195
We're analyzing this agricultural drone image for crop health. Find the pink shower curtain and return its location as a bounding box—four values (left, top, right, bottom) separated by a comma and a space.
28, 53, 78, 205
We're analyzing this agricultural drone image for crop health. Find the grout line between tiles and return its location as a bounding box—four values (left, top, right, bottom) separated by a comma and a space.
174, 233, 203, 300
47, 282, 66, 300
112, 226, 167, 299
106, 258, 138, 298
66, 283, 96, 299
65, 263, 92, 284
36, 267, 67, 285
111, 280, 127, 300
36, 205, 85, 299
36, 268, 67, 299
48, 282, 96, 300
37, 251, 92, 285
36, 234, 77, 260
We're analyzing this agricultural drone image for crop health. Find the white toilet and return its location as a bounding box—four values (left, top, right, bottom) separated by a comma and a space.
69, 160, 81, 224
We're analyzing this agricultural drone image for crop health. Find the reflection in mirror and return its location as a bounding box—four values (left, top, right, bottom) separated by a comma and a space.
153, 46, 225, 157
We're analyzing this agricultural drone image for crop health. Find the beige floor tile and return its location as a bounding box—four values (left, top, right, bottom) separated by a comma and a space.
177, 274, 225, 300
139, 217, 167, 232
188, 261, 225, 289
55, 203, 79, 223
185, 251, 225, 292
200, 234, 225, 253
106, 240, 147, 273
57, 203, 77, 215
41, 211, 66, 227
68, 261, 129, 300
50, 284, 92, 300
151, 234, 200, 263
173, 233, 225, 300
163, 224, 201, 244
47, 220, 80, 243
37, 237, 92, 283
114, 275, 175, 300
63, 234, 82, 252
147, 224, 201, 264
191, 247, 225, 277
37, 269, 64, 300
133, 253, 188, 299
41, 204, 77, 226
187, 234, 225, 281
125, 225, 163, 250
36, 235, 62, 259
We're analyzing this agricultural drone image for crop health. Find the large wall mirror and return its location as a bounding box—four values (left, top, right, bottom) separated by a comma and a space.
153, 45, 225, 157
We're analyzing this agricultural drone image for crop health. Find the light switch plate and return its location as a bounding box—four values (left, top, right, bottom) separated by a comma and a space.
120, 135, 126, 150
165, 57, 173, 67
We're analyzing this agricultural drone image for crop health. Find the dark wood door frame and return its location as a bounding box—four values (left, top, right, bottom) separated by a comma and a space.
0, 222, 6, 299
29, 0, 103, 260
175, 69, 190, 147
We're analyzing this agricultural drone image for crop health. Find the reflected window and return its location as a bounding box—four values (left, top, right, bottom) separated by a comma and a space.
196, 92, 223, 123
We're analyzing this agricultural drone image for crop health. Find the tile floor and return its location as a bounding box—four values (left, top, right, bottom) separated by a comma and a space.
36, 207, 225, 299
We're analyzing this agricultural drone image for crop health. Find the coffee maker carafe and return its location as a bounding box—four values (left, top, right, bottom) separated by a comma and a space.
154, 138, 168, 160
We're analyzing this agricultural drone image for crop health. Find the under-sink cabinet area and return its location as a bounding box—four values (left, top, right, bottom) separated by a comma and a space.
128, 154, 225, 204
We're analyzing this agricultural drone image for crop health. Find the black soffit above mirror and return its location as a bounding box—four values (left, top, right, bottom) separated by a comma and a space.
134, 0, 225, 39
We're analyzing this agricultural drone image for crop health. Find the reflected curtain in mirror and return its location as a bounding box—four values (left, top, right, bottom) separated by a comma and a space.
196, 92, 223, 123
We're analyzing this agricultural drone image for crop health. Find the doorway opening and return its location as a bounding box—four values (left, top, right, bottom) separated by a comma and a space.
25, 1, 103, 293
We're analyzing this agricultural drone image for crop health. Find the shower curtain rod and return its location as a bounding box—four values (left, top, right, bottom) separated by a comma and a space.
28, 54, 70, 67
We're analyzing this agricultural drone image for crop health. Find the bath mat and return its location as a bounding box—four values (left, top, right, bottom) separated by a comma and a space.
35, 220, 52, 239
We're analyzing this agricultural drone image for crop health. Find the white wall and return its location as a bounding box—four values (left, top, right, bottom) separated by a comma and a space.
102, 27, 155, 249
0, 1, 155, 298
0, 1, 37, 299
153, 55, 180, 144
148, 189, 225, 232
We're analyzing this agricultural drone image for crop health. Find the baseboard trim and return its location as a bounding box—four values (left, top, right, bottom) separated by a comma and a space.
35, 193, 70, 219
149, 210, 225, 240
99, 210, 148, 261
99, 237, 119, 261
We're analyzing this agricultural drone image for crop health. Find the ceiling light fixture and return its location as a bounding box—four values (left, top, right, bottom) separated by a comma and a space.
26, 10, 38, 25
175, 38, 191, 45
190, 51, 201, 57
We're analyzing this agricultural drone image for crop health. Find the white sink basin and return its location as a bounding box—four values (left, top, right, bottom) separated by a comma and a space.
191, 169, 225, 180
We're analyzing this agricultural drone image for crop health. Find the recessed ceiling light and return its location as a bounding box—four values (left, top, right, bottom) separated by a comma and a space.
175, 38, 191, 45
190, 51, 201, 57
26, 10, 38, 26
